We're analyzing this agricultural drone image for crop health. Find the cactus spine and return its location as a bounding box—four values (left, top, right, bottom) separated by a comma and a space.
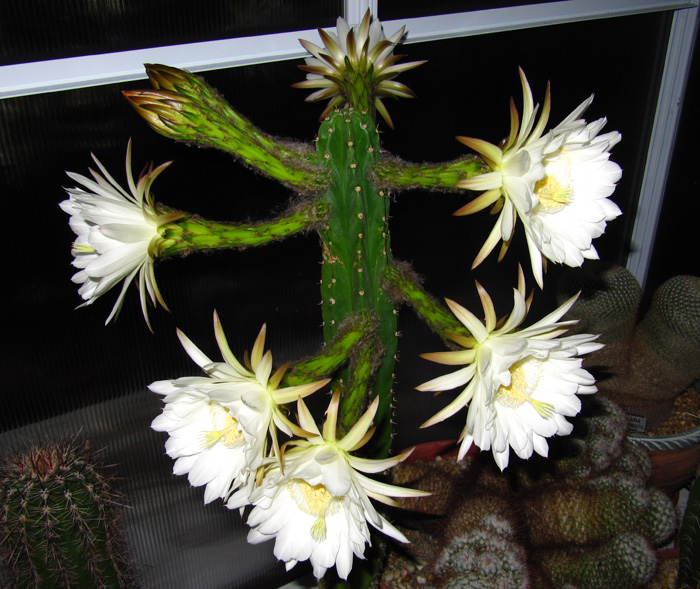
0, 440, 134, 589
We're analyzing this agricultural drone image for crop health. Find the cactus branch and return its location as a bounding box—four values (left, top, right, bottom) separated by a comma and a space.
157, 199, 329, 256
371, 153, 487, 191
381, 262, 471, 345
282, 311, 376, 386
123, 65, 330, 195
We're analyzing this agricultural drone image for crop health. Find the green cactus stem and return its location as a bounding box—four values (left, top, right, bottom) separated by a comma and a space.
0, 440, 135, 589
371, 154, 487, 191
123, 65, 330, 195
282, 311, 376, 386
315, 108, 397, 449
678, 474, 700, 586
157, 199, 329, 255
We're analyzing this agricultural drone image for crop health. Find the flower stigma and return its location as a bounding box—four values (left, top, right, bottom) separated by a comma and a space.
71, 242, 96, 254
287, 479, 342, 542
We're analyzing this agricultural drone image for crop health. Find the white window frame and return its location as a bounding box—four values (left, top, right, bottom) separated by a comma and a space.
1, 0, 697, 288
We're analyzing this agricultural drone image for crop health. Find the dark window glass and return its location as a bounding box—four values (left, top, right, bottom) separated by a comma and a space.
380, 0, 561, 20
0, 0, 342, 65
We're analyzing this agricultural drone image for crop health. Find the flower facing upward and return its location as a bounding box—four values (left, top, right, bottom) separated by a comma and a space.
455, 69, 622, 288
293, 10, 425, 128
150, 312, 329, 508
246, 391, 427, 580
60, 141, 183, 328
417, 268, 603, 470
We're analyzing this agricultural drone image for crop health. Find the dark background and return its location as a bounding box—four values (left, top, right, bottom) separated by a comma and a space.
0, 2, 696, 587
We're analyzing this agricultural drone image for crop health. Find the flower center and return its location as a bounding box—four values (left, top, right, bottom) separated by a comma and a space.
287, 479, 341, 542
201, 407, 244, 449
534, 175, 572, 212
494, 359, 554, 419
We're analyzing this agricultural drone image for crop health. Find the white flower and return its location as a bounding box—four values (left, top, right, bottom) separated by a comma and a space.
417, 268, 603, 470
294, 10, 425, 127
60, 140, 182, 328
246, 391, 427, 580
455, 69, 622, 288
150, 311, 329, 508
525, 116, 622, 281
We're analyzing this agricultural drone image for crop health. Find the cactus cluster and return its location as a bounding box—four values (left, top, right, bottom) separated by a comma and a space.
0, 440, 135, 589
557, 264, 700, 430
381, 398, 676, 589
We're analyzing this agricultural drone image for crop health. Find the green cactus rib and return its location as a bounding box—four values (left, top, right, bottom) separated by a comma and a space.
316, 109, 397, 451
157, 200, 329, 255
371, 153, 486, 191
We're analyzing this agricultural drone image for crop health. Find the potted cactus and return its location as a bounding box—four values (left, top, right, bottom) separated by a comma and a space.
56, 10, 672, 588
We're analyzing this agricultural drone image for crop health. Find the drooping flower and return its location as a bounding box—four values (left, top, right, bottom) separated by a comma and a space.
455, 69, 622, 288
150, 311, 329, 508
417, 268, 603, 470
293, 10, 425, 128
246, 390, 427, 580
60, 140, 183, 328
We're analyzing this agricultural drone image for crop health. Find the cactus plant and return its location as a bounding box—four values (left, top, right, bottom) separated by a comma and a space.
0, 440, 135, 589
59, 10, 626, 585
383, 398, 676, 589
558, 267, 700, 430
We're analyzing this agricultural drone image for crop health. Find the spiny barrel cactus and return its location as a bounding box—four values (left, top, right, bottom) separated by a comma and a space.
382, 398, 676, 589
0, 440, 136, 589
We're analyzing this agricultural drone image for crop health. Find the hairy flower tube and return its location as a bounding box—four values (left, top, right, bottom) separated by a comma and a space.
293, 10, 425, 128
455, 69, 622, 288
417, 268, 603, 470
246, 391, 428, 580
60, 141, 184, 328
150, 312, 329, 508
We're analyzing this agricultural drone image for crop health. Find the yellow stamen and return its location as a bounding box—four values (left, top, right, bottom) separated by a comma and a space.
495, 359, 554, 419
201, 409, 244, 449
534, 174, 573, 212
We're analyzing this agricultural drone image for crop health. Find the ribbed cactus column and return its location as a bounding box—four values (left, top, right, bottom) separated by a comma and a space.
0, 440, 134, 589
317, 109, 397, 450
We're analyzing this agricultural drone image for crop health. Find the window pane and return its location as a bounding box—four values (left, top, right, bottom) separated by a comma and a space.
0, 0, 342, 65
380, 0, 561, 20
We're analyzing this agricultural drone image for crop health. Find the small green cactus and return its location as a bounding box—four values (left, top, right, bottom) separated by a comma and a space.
558, 269, 700, 430
0, 439, 136, 589
382, 398, 676, 589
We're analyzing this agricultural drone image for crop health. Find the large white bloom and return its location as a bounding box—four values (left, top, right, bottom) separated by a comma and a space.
417, 269, 603, 470
456, 69, 622, 288
294, 10, 425, 127
246, 391, 427, 580
60, 141, 182, 328
150, 312, 329, 508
